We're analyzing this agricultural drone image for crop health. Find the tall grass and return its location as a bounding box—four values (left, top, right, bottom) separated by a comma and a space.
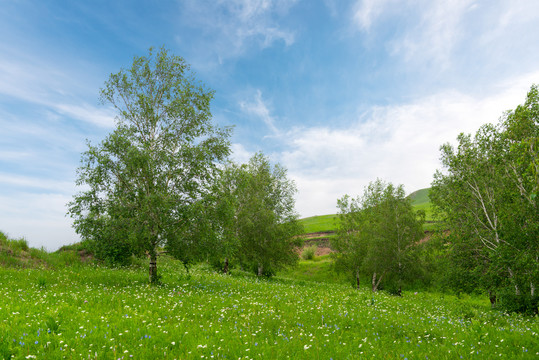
1, 257, 537, 359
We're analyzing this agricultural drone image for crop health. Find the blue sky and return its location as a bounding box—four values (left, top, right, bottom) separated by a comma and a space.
1, 0, 538, 250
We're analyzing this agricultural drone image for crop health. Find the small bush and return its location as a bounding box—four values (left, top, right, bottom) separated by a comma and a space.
302, 245, 317, 260
498, 291, 539, 316
37, 276, 47, 288
0, 231, 7, 245
11, 238, 29, 252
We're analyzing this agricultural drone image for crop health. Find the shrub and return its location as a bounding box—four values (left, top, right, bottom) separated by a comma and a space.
11, 238, 29, 252
498, 290, 539, 316
302, 245, 317, 260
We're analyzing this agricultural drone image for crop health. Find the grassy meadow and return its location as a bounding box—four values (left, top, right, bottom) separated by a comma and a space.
1, 253, 538, 359
1, 187, 537, 359
299, 214, 338, 234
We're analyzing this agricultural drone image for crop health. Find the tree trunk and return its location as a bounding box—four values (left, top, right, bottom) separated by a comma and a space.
489, 290, 497, 308
223, 257, 229, 275
372, 272, 383, 292
149, 252, 158, 284
356, 268, 360, 290
508, 267, 520, 295
257, 264, 263, 277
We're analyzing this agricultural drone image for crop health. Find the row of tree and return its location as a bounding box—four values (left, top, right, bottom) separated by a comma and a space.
68, 48, 301, 283
331, 85, 537, 314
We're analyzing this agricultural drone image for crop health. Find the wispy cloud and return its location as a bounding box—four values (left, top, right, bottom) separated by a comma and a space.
178, 0, 297, 63
352, 0, 393, 32
389, 0, 474, 68
352, 0, 474, 68
239, 90, 280, 135
230, 143, 253, 164
352, 0, 539, 74
280, 72, 538, 217
0, 173, 75, 194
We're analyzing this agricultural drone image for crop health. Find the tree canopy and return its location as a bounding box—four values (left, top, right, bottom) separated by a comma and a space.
213, 153, 303, 276
430, 85, 538, 313
333, 180, 425, 293
68, 47, 231, 282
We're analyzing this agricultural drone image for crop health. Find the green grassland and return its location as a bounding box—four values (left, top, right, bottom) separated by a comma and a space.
298, 188, 438, 234
278, 255, 349, 284
298, 214, 338, 234
409, 188, 435, 222
2, 255, 538, 359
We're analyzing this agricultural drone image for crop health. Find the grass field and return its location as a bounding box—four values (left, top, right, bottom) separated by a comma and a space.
1, 256, 538, 359
278, 255, 348, 284
299, 214, 338, 234
299, 188, 438, 234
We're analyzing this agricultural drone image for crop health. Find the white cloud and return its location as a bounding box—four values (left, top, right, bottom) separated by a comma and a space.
230, 143, 253, 164
353, 0, 539, 73
54, 103, 115, 129
0, 173, 75, 194
178, 0, 297, 62
0, 54, 115, 128
389, 0, 474, 68
353, 0, 392, 32
280, 72, 538, 218
239, 90, 280, 135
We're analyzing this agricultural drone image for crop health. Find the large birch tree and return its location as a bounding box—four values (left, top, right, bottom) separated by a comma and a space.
68, 47, 231, 283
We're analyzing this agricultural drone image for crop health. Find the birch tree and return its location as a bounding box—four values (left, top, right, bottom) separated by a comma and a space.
68, 47, 231, 283
431, 85, 538, 312
333, 180, 425, 293
234, 153, 303, 276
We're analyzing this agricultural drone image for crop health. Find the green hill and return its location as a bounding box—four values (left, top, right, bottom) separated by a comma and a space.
299, 188, 438, 234
409, 187, 431, 206
299, 214, 338, 233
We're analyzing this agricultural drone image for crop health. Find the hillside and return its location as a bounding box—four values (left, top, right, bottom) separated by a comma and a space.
409, 187, 431, 206
298, 187, 437, 235
0, 230, 93, 269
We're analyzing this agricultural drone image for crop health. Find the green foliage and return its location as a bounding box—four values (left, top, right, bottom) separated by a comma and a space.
301, 245, 317, 260
45, 316, 61, 334
216, 153, 303, 276
333, 179, 425, 292
497, 290, 539, 316
67, 47, 231, 282
0, 231, 29, 253
298, 189, 436, 234
0, 336, 16, 360
431, 84, 539, 314
37, 276, 47, 288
